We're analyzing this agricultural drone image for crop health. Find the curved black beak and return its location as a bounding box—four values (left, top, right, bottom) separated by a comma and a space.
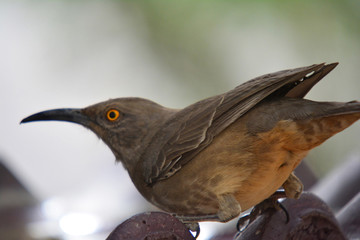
21, 108, 90, 126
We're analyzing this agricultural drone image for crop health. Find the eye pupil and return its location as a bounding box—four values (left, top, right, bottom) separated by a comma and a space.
109, 111, 116, 119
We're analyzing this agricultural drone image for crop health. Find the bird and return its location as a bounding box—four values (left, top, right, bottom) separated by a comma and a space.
21, 63, 360, 234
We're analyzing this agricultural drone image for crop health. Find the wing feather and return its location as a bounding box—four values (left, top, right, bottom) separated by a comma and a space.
143, 63, 337, 184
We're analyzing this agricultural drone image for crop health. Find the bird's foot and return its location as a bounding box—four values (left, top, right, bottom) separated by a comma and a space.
184, 222, 200, 239
283, 172, 303, 199
236, 190, 289, 232
175, 215, 201, 238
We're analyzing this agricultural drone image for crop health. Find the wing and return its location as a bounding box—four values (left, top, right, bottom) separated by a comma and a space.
142, 63, 338, 184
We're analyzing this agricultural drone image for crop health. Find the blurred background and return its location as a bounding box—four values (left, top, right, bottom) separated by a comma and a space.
1, 0, 360, 239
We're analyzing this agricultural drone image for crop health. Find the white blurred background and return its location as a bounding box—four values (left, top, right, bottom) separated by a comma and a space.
1, 1, 360, 239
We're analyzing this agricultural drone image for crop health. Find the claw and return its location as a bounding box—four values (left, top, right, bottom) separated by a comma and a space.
192, 223, 200, 239
183, 222, 200, 239
236, 190, 289, 232
236, 213, 251, 231
278, 201, 289, 223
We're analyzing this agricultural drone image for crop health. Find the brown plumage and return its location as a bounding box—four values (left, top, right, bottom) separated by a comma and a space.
21, 63, 360, 226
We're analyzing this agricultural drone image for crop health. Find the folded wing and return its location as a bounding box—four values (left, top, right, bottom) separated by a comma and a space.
142, 63, 338, 184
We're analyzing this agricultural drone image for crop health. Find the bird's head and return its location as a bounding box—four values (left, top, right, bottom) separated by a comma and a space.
21, 98, 173, 172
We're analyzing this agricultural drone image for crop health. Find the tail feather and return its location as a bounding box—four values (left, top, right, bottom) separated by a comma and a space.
318, 101, 360, 118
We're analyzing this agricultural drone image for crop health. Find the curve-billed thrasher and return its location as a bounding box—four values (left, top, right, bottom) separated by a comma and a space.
21, 63, 360, 230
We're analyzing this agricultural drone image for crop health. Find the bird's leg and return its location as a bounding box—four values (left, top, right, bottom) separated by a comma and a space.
282, 172, 303, 199
176, 194, 240, 238
236, 190, 288, 231
176, 194, 241, 223
216, 193, 242, 222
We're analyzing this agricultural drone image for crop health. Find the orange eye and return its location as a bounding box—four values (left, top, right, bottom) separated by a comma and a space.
106, 109, 120, 121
